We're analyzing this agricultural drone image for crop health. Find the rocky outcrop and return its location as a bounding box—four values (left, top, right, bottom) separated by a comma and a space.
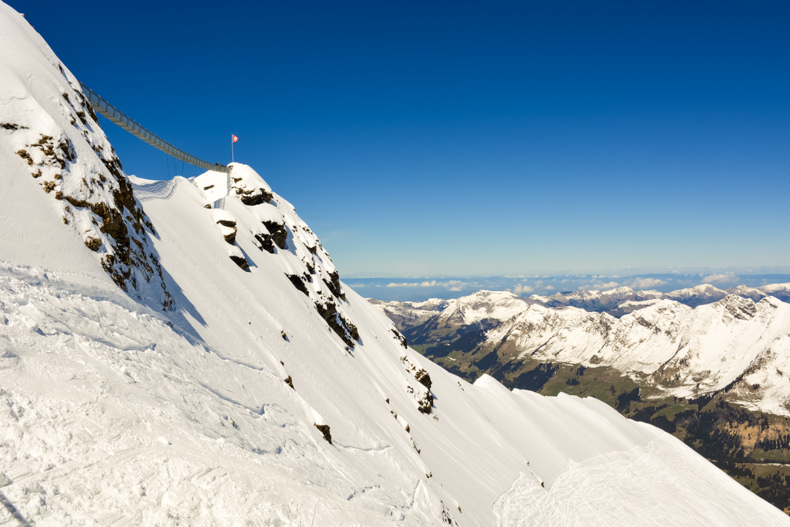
230, 169, 273, 206
4, 65, 172, 310
193, 165, 358, 351
261, 220, 288, 250
315, 299, 359, 349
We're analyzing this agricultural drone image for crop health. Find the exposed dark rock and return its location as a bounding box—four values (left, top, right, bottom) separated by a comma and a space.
315, 423, 332, 444
231, 176, 273, 205
391, 328, 408, 348
415, 369, 432, 390
287, 274, 309, 296
314, 299, 359, 349
284, 376, 294, 389
254, 232, 275, 253
220, 226, 237, 244
84, 237, 101, 251
417, 391, 434, 414
262, 220, 288, 250
15, 149, 32, 165
229, 253, 250, 270
1, 122, 27, 131
223, 230, 237, 244
92, 201, 128, 244
323, 270, 343, 299
13, 95, 171, 310
239, 190, 271, 206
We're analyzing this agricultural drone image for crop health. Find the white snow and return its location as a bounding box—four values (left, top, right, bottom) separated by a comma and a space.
0, 2, 788, 525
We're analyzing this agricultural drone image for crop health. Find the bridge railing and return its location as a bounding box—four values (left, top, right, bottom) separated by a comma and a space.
79, 82, 231, 174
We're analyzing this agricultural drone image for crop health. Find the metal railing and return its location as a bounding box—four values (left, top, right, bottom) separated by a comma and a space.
79, 82, 231, 174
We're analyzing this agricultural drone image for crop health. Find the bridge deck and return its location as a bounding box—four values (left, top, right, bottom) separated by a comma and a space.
80, 83, 231, 174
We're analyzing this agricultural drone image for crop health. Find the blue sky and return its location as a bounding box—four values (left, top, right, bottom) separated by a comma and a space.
11, 0, 790, 280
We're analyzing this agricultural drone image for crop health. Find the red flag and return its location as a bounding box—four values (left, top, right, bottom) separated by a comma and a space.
232, 134, 239, 143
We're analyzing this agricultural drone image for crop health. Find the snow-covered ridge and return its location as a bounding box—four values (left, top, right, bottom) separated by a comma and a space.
1, 2, 787, 524
0, 4, 170, 310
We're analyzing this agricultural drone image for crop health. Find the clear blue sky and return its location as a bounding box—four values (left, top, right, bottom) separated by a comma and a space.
11, 0, 790, 278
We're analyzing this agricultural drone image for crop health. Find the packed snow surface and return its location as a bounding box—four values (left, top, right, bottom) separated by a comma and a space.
0, 2, 788, 525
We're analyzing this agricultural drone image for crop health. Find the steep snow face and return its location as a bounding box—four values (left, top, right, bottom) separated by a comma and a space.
0, 4, 171, 310
1, 2, 788, 525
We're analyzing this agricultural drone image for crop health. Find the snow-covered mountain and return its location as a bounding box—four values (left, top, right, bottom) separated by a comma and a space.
1, 3, 788, 524
491, 296, 790, 414
375, 289, 790, 416
517, 283, 790, 315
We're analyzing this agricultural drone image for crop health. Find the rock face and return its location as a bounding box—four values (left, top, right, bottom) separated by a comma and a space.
0, 14, 172, 310
230, 168, 273, 205
194, 165, 359, 349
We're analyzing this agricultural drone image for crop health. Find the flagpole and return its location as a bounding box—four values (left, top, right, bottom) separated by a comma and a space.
231, 135, 234, 163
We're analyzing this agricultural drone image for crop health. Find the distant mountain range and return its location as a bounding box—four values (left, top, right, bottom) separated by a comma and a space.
372, 284, 790, 414
525, 283, 790, 315
372, 284, 790, 512
345, 273, 790, 302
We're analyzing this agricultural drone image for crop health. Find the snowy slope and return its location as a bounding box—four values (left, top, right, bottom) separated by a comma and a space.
0, 2, 788, 525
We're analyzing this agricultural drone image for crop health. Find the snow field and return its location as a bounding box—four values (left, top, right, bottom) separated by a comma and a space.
1, 1, 789, 524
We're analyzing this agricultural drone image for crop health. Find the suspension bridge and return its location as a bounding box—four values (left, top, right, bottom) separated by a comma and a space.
79, 82, 232, 174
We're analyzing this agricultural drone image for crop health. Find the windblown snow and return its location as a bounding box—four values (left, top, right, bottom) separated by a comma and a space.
0, 2, 787, 525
